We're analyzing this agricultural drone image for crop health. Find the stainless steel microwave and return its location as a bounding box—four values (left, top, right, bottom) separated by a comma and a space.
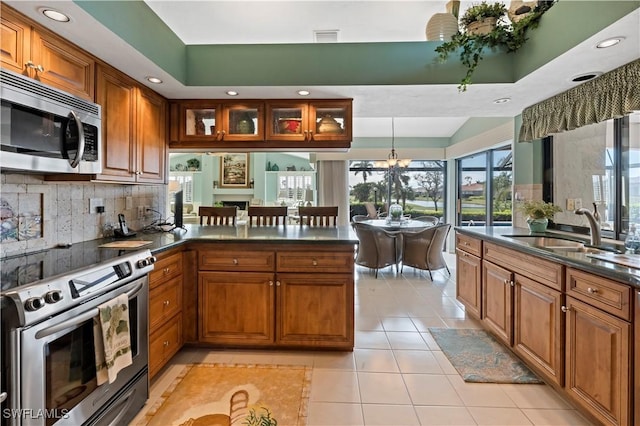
0, 69, 102, 174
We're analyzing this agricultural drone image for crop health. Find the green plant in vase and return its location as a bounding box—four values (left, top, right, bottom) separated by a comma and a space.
435, 1, 555, 91
518, 199, 562, 232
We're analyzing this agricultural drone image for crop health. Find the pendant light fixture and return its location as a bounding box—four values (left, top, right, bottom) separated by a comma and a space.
374, 118, 411, 211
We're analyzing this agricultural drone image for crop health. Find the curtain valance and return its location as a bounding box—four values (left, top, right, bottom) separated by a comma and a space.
519, 59, 640, 142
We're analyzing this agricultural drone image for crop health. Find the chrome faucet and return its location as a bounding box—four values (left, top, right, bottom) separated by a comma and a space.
574, 203, 601, 246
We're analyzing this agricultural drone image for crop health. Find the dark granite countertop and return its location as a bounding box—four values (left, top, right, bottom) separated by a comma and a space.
0, 224, 358, 290
455, 226, 640, 289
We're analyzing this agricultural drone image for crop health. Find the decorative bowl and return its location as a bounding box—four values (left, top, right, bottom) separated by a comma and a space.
316, 115, 343, 134
278, 118, 303, 134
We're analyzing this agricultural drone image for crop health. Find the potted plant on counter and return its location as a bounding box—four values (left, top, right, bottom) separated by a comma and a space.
518, 199, 562, 232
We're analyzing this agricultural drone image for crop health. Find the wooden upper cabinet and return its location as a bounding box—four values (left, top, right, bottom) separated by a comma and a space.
266, 100, 352, 143
1, 6, 30, 75
95, 63, 166, 184
136, 86, 166, 183
1, 5, 94, 100
96, 64, 136, 180
170, 100, 264, 146
170, 99, 352, 150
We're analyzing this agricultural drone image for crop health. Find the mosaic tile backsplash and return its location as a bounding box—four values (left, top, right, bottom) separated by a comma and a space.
0, 173, 166, 258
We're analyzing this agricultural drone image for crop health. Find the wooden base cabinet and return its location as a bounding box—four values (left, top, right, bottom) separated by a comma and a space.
482, 260, 513, 345
199, 271, 275, 345
455, 232, 483, 319
513, 274, 563, 386
197, 243, 354, 350
148, 250, 184, 379
277, 273, 353, 347
565, 268, 632, 426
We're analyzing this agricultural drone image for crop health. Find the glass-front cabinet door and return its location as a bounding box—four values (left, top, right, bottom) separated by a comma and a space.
172, 101, 264, 143
266, 102, 308, 142
309, 100, 352, 142
265, 100, 352, 143
222, 103, 264, 141
174, 102, 222, 142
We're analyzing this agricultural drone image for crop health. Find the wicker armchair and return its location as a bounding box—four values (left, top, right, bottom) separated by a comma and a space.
401, 223, 451, 279
352, 222, 401, 278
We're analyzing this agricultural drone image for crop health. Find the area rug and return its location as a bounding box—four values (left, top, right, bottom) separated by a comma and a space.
138, 363, 311, 426
428, 328, 543, 384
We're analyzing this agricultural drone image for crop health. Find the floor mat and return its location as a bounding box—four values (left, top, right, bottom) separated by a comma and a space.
428, 328, 543, 384
138, 363, 311, 425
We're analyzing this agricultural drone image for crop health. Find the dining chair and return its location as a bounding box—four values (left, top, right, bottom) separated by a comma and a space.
401, 223, 451, 279
351, 214, 369, 223
199, 206, 237, 226
298, 206, 338, 227
414, 215, 440, 225
352, 222, 401, 278
247, 206, 287, 226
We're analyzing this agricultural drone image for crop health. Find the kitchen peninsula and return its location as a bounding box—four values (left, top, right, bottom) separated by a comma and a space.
136, 224, 357, 377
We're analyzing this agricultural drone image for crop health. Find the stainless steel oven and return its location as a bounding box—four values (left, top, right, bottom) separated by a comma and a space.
1, 249, 155, 426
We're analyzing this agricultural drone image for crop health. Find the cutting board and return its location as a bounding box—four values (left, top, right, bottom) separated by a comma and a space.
586, 252, 640, 269
98, 240, 153, 249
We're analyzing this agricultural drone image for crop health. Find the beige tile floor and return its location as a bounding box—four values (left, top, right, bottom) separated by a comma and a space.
132, 253, 595, 426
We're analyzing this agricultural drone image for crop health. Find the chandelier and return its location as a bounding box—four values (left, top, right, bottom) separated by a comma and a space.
375, 118, 411, 168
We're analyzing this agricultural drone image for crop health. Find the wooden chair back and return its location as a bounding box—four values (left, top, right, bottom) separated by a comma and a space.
199, 206, 237, 226
298, 206, 338, 227
247, 206, 287, 226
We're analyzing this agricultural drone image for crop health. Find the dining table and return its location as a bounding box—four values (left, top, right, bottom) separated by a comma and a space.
359, 219, 433, 231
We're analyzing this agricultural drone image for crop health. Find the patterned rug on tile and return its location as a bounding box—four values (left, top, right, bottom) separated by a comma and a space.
138, 363, 311, 426
428, 328, 543, 384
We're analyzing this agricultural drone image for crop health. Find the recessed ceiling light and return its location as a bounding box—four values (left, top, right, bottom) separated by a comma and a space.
571, 72, 602, 83
297, 90, 310, 96
493, 97, 511, 104
226, 90, 238, 96
41, 8, 70, 22
146, 76, 162, 84
596, 37, 624, 48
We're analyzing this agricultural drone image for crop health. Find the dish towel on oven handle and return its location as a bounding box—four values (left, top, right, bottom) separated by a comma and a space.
93, 293, 133, 385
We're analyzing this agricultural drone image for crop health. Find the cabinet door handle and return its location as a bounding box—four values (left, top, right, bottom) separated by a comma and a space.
25, 61, 44, 72
163, 300, 170, 306
269, 280, 274, 286
561, 306, 569, 313
232, 258, 239, 265
312, 259, 318, 266
587, 287, 598, 294
218, 130, 226, 140
308, 130, 314, 141
276, 281, 281, 286
163, 340, 170, 347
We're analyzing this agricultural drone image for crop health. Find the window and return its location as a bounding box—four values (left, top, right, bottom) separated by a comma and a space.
457, 146, 513, 226
349, 160, 447, 220
547, 111, 640, 240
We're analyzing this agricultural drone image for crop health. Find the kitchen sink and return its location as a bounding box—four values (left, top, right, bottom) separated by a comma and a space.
502, 235, 614, 255
504, 235, 585, 249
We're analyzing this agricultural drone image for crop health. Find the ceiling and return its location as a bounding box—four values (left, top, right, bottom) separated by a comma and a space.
5, 1, 639, 138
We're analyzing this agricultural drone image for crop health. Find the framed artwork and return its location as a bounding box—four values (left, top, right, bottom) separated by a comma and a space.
220, 153, 250, 188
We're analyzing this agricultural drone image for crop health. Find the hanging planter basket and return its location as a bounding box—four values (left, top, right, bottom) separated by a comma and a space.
466, 17, 498, 35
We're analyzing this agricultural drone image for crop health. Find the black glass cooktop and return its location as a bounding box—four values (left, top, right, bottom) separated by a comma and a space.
0, 242, 141, 291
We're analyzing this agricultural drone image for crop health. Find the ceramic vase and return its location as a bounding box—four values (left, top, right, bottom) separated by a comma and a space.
526, 217, 548, 233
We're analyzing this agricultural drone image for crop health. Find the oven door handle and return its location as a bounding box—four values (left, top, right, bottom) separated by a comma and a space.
106, 386, 137, 426
34, 282, 145, 339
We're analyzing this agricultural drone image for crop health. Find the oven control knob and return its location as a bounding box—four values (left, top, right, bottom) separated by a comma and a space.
137, 259, 149, 268
148, 256, 157, 264
24, 297, 45, 311
44, 290, 63, 304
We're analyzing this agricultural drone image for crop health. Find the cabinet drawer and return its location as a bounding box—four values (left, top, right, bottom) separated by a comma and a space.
149, 313, 183, 379
199, 250, 275, 272
149, 251, 182, 289
149, 275, 182, 331
277, 251, 354, 273
484, 242, 563, 291
566, 268, 631, 321
456, 232, 482, 257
